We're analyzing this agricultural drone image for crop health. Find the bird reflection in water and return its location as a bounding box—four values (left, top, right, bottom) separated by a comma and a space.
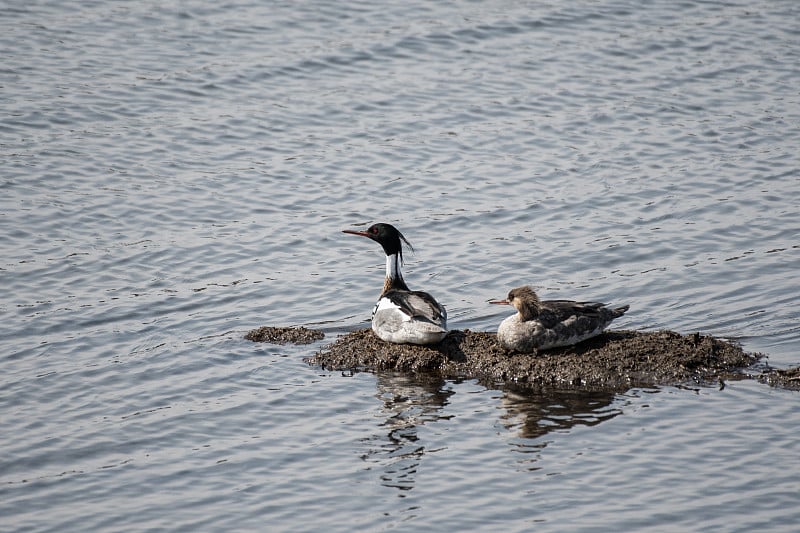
359, 372, 628, 489
497, 385, 624, 470
359, 371, 453, 495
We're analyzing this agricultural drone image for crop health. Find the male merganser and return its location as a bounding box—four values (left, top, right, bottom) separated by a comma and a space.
343, 223, 448, 345
490, 285, 628, 352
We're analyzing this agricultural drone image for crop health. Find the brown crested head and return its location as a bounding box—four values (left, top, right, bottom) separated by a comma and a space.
508, 285, 540, 321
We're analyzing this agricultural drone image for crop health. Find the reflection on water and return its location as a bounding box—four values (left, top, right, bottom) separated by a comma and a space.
360, 372, 453, 494
498, 386, 622, 441
360, 372, 628, 492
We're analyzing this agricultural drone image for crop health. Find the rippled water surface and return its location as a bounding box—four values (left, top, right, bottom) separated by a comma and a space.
2, 0, 799, 531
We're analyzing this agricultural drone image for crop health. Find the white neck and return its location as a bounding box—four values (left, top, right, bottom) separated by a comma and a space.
385, 254, 402, 280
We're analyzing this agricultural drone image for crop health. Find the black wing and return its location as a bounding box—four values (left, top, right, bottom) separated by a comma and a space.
384, 289, 447, 324
537, 300, 606, 329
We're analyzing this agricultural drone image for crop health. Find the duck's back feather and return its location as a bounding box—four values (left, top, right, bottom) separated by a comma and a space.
381, 289, 447, 325
372, 289, 448, 345
537, 300, 608, 328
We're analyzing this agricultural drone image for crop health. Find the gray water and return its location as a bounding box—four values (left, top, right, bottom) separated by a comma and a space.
2, 0, 799, 531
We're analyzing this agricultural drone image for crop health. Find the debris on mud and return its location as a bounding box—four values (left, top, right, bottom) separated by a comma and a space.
758, 366, 800, 390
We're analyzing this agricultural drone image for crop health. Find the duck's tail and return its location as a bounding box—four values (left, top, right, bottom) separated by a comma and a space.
611, 304, 630, 318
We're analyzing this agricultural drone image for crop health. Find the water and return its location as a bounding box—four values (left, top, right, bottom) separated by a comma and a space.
1, 0, 799, 530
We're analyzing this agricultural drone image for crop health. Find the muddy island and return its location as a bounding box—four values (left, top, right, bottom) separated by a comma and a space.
244, 324, 800, 389
306, 328, 762, 388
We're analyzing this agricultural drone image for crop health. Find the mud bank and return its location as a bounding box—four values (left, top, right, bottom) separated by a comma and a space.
306, 328, 760, 388
244, 325, 797, 390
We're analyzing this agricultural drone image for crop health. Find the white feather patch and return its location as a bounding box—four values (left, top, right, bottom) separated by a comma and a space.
373, 297, 410, 321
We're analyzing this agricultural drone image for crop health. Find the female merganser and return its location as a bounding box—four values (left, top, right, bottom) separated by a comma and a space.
490, 285, 628, 352
343, 223, 448, 345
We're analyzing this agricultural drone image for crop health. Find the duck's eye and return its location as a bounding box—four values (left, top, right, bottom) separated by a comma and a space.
370, 226, 379, 234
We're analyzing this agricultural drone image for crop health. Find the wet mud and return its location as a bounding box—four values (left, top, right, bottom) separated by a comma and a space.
758, 366, 800, 390
305, 328, 761, 388
246, 325, 799, 390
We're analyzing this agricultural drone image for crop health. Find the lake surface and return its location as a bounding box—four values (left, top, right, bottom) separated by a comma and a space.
1, 0, 798, 531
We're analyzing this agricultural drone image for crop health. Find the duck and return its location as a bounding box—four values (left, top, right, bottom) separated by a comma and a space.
343, 223, 448, 345
490, 285, 628, 352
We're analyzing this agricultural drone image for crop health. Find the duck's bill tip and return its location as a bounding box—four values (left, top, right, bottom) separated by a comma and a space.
342, 229, 369, 237
489, 299, 510, 305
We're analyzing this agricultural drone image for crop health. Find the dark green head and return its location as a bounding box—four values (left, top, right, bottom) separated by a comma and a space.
342, 222, 414, 260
